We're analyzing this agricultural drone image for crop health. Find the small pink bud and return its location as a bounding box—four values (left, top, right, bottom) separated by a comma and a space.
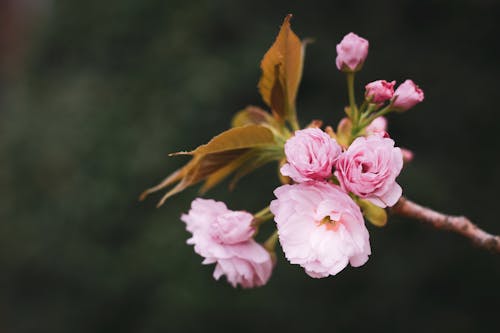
335, 33, 369, 72
365, 116, 388, 137
401, 148, 414, 163
392, 80, 424, 111
365, 80, 395, 104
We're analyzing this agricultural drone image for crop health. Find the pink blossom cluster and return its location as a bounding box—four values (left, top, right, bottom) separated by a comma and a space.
180, 31, 424, 288
272, 126, 402, 278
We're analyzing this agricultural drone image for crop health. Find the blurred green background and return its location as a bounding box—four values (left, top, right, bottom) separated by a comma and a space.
1, 0, 499, 332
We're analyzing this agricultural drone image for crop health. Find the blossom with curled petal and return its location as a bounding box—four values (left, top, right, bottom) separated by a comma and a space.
270, 182, 371, 278
182, 198, 273, 288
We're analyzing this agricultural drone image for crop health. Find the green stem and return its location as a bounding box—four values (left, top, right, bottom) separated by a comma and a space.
264, 230, 279, 252
254, 206, 270, 219
358, 100, 368, 115
361, 105, 392, 128
288, 105, 300, 132
346, 72, 359, 125
253, 206, 274, 227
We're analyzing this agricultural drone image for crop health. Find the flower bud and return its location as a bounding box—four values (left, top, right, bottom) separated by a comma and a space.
401, 148, 414, 163
365, 80, 395, 104
392, 80, 424, 111
365, 116, 388, 137
335, 33, 369, 72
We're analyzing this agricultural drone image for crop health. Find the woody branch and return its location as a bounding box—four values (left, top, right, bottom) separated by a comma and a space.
391, 197, 500, 253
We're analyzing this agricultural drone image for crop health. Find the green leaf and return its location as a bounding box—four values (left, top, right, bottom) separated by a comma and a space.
357, 199, 388, 227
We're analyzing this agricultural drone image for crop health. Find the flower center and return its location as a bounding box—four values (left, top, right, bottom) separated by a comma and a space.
319, 215, 340, 231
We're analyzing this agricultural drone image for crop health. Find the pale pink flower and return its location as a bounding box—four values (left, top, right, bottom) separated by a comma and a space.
181, 198, 273, 288
335, 135, 403, 207
365, 116, 388, 137
365, 80, 395, 104
280, 128, 342, 183
392, 79, 424, 111
270, 182, 371, 278
336, 32, 369, 72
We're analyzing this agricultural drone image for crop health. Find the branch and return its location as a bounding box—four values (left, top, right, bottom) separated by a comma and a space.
390, 196, 500, 253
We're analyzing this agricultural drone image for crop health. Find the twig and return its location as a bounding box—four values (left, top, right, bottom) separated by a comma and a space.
390, 196, 500, 253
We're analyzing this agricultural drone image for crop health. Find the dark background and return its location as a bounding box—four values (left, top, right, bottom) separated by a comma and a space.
1, 0, 499, 332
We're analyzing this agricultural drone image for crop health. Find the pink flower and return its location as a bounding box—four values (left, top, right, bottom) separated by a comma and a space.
365, 80, 395, 104
181, 198, 273, 288
336, 32, 369, 72
335, 135, 403, 208
280, 128, 342, 183
270, 182, 371, 278
392, 79, 424, 111
365, 116, 388, 137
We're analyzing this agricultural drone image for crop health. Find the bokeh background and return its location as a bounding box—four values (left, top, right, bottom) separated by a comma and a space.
1, 0, 499, 332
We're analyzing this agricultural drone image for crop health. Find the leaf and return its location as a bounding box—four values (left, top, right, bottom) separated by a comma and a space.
183, 124, 275, 156
228, 146, 284, 190
336, 117, 352, 148
199, 150, 255, 194
325, 125, 337, 139
231, 105, 277, 128
358, 199, 388, 227
140, 125, 278, 206
258, 14, 305, 122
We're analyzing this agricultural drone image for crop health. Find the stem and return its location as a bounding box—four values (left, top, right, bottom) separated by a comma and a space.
346, 72, 358, 125
264, 230, 279, 252
390, 197, 500, 253
254, 206, 270, 219
253, 206, 274, 227
288, 111, 300, 132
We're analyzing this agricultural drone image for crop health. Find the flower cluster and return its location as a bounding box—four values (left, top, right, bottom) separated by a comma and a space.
143, 19, 425, 288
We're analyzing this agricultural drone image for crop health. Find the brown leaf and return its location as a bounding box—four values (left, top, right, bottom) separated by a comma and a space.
140, 125, 278, 206
228, 146, 284, 190
231, 105, 276, 128
258, 14, 305, 122
186, 124, 275, 155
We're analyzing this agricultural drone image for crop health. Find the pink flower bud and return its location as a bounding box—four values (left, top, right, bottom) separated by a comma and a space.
365, 80, 395, 104
335, 33, 369, 72
401, 148, 414, 163
365, 116, 388, 137
392, 80, 424, 111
